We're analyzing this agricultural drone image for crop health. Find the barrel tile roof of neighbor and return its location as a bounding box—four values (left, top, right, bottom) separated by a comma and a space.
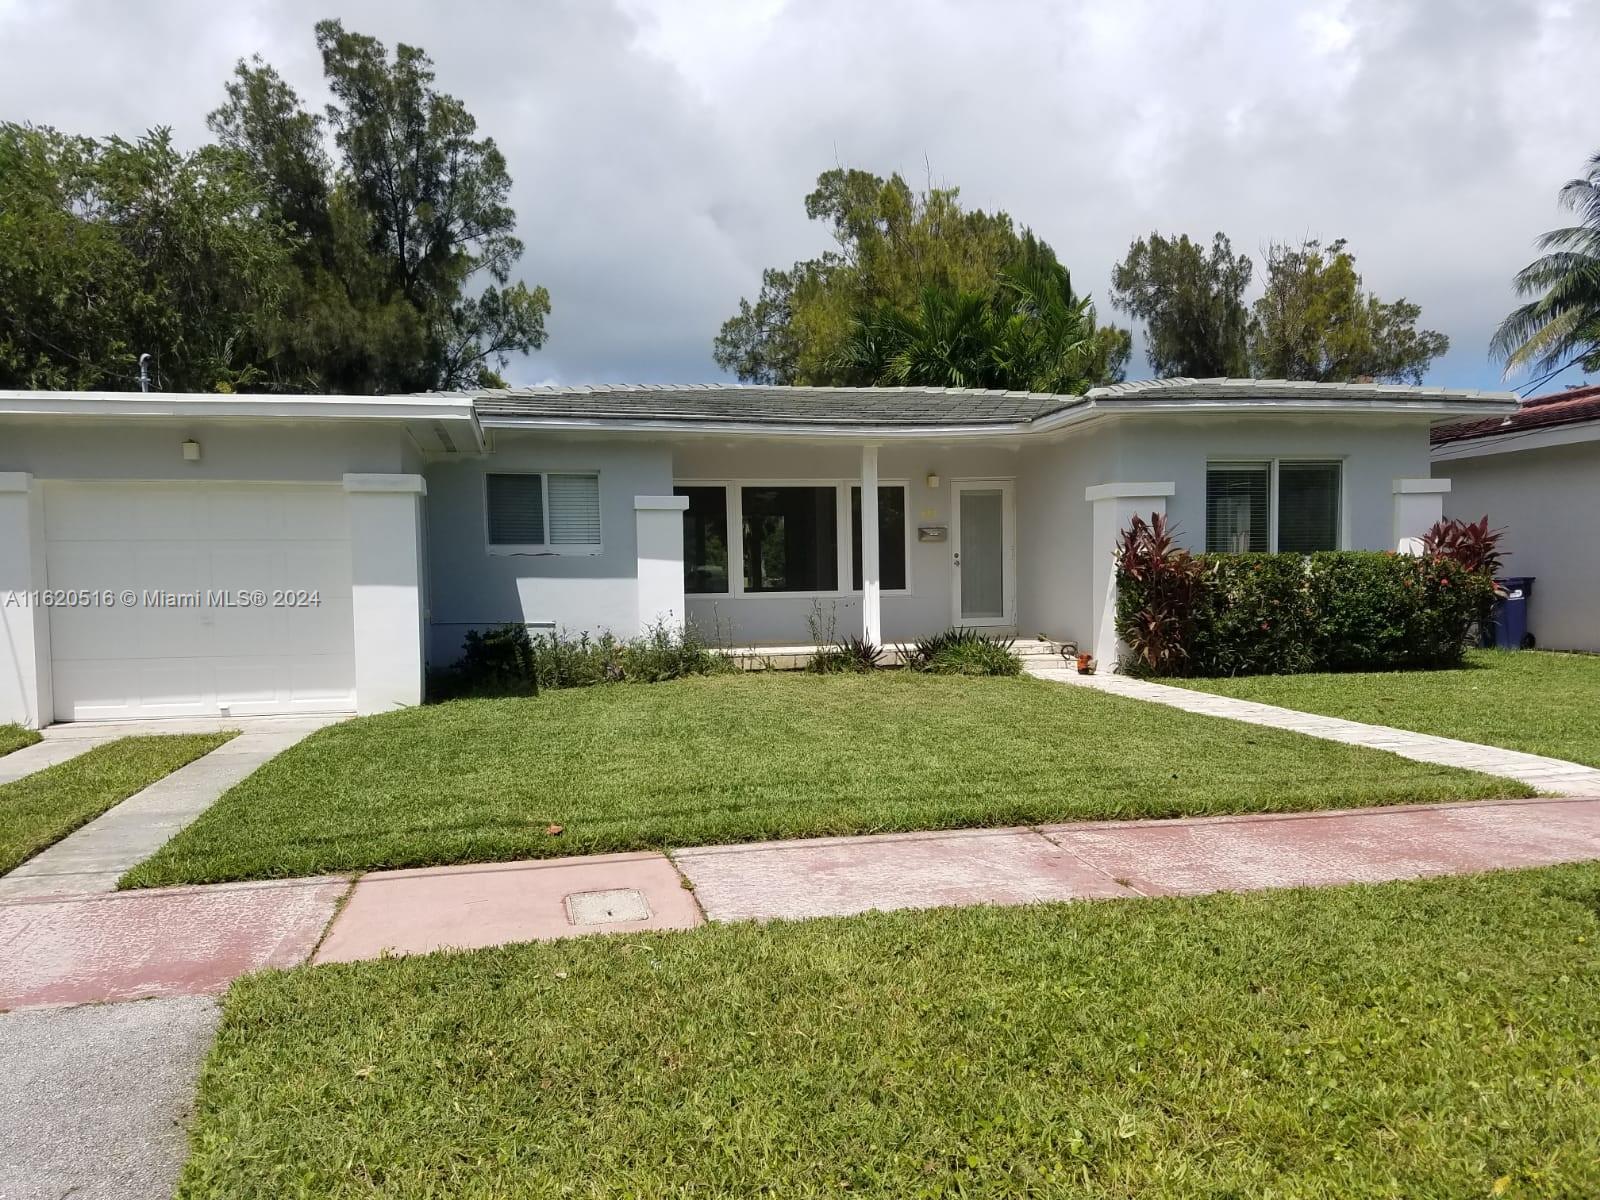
1432, 383, 1600, 445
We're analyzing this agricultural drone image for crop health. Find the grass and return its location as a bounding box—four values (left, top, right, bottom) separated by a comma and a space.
124, 673, 1529, 889
1172, 649, 1600, 768
179, 864, 1600, 1197
0, 723, 41, 758
0, 733, 234, 876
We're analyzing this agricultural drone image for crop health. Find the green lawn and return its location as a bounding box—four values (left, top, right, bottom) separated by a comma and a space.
125, 673, 1527, 889
0, 723, 41, 758
0, 734, 234, 876
1174, 649, 1600, 768
180, 864, 1600, 1198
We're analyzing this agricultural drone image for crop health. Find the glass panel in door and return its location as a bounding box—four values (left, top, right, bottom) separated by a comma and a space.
959, 488, 1005, 620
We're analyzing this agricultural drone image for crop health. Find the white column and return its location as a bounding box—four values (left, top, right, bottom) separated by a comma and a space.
860, 444, 881, 645
0, 473, 52, 728
343, 474, 426, 715
1085, 482, 1175, 673
635, 495, 689, 634
1394, 478, 1450, 551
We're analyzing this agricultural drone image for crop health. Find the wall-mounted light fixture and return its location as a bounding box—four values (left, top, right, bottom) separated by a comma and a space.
925, 472, 940, 489
182, 439, 201, 462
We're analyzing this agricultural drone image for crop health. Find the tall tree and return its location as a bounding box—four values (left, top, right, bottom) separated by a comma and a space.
0, 123, 288, 391
1492, 149, 1600, 381
715, 168, 1124, 388
211, 20, 551, 391
1247, 239, 1449, 384
836, 236, 1128, 391
208, 56, 426, 393
1109, 231, 1252, 376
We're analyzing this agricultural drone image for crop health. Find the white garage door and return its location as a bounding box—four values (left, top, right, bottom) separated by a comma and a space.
44, 483, 357, 721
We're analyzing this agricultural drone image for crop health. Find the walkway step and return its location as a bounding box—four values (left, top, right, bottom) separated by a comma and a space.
1025, 663, 1600, 795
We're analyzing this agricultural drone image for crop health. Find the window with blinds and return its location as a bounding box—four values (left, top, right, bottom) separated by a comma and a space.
1205, 463, 1269, 553
1277, 462, 1341, 553
486, 472, 601, 550
547, 474, 602, 545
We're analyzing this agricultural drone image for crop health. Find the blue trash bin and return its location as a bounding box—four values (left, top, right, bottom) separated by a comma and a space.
1490, 576, 1535, 649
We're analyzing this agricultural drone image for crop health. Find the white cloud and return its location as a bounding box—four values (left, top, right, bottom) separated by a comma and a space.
0, 0, 1593, 389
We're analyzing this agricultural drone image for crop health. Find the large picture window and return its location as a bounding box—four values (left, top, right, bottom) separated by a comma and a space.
1205, 461, 1341, 554
850, 485, 908, 591
1276, 462, 1341, 554
675, 480, 911, 597
677, 486, 729, 594
487, 472, 601, 552
741, 486, 839, 593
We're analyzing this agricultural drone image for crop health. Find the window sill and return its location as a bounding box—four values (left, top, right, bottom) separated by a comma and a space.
487, 545, 603, 557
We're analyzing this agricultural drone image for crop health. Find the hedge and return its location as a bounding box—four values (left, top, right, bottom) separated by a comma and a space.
1116, 548, 1494, 678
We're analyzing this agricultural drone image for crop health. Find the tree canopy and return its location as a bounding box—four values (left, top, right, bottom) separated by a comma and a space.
1245, 239, 1449, 385
0, 124, 289, 391
0, 20, 548, 393
714, 168, 1128, 392
1109, 231, 1449, 385
1492, 149, 1600, 382
1110, 232, 1253, 377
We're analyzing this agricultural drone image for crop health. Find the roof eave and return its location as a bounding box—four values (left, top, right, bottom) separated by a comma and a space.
1432, 416, 1600, 461
0, 389, 487, 454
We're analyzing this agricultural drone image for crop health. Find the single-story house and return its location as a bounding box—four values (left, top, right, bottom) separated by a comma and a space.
1432, 383, 1600, 652
0, 377, 1517, 727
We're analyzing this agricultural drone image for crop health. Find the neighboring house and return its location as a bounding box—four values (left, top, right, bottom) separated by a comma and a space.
1433, 384, 1600, 652
0, 377, 1515, 727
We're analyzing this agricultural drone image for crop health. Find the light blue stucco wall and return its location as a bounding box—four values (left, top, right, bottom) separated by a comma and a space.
422, 431, 672, 664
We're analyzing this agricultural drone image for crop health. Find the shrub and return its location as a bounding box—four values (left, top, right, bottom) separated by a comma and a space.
808, 636, 884, 674
1314, 552, 1494, 672
905, 628, 1022, 676
1423, 516, 1507, 576
1187, 554, 1319, 677
429, 619, 729, 700
1113, 512, 1497, 677
1113, 513, 1205, 676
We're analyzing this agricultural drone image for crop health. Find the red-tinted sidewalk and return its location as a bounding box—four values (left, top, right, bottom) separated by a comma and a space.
4, 796, 1599, 1010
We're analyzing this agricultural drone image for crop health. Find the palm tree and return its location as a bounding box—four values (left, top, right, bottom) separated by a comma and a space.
832, 254, 1129, 393
1492, 151, 1600, 382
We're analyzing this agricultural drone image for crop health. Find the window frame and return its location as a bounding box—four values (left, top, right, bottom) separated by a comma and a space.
674, 477, 914, 599
1204, 458, 1345, 554
484, 470, 604, 557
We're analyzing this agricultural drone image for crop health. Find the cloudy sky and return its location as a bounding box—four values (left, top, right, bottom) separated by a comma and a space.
2, 0, 1595, 392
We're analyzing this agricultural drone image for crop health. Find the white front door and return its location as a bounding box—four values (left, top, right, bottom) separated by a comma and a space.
43, 482, 357, 721
951, 480, 1015, 627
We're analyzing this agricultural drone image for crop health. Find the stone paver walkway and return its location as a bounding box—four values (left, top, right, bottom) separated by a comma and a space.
3, 795, 1597, 1010
1024, 662, 1600, 795
0, 716, 342, 900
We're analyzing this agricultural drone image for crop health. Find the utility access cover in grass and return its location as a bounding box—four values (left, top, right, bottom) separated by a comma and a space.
563, 888, 650, 925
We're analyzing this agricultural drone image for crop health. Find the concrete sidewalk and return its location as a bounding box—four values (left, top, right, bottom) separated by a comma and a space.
3, 795, 1598, 1011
